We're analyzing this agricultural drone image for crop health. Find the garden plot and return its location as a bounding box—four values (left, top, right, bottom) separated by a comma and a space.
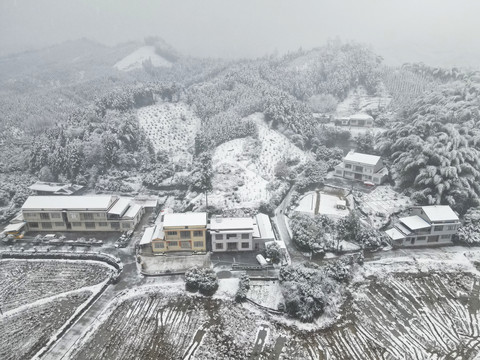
137, 103, 200, 166
209, 113, 310, 209
0, 259, 114, 360
357, 185, 412, 229
335, 85, 391, 117
247, 280, 283, 310
295, 192, 316, 214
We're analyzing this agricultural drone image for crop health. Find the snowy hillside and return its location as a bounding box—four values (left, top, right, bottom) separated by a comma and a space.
114, 46, 172, 71
208, 113, 311, 209
137, 103, 200, 166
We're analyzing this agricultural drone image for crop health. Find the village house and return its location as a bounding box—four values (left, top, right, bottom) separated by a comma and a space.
149, 212, 207, 253
385, 205, 460, 247
21, 195, 146, 232
28, 181, 83, 195
210, 213, 276, 252
333, 113, 374, 127
334, 150, 388, 184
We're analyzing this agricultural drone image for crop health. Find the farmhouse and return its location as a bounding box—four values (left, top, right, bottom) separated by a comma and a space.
385, 205, 460, 247
334, 150, 388, 184
210, 213, 276, 252
150, 212, 207, 253
334, 113, 374, 127
28, 181, 83, 195
21, 195, 145, 232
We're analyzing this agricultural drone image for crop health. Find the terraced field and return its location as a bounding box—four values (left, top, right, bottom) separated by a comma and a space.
0, 259, 114, 359
68, 271, 480, 360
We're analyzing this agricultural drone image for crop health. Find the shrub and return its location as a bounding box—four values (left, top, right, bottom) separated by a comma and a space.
235, 273, 250, 302
265, 241, 282, 264
184, 266, 219, 296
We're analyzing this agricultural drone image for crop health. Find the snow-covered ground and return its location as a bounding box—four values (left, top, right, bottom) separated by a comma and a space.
295, 192, 316, 214
247, 280, 284, 310
137, 102, 201, 167
318, 193, 349, 218
114, 45, 172, 71
357, 185, 412, 229
335, 85, 392, 117
209, 113, 310, 209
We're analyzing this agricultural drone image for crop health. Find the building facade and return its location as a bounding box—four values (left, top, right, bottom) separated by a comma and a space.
334, 150, 388, 184
151, 212, 207, 253
385, 205, 460, 247
21, 195, 145, 232
210, 217, 255, 252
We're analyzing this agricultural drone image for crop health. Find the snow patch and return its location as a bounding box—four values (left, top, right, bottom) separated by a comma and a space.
114, 46, 172, 71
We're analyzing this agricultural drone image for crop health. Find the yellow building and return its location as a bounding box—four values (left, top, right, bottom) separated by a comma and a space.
150, 212, 207, 253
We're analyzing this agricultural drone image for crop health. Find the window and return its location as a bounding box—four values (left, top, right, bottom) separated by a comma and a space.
167, 231, 177, 236
227, 243, 237, 250
29, 222, 39, 228
355, 166, 363, 172
85, 222, 96, 229
215, 234, 223, 240
417, 236, 426, 241
82, 213, 94, 220
180, 231, 191, 239
111, 222, 120, 229
154, 242, 164, 248
51, 213, 61, 219
193, 241, 203, 248
99, 222, 108, 227
41, 222, 52, 229
345, 164, 352, 169
241, 242, 249, 249
434, 225, 443, 232
24, 212, 35, 219
441, 234, 451, 240
241, 234, 250, 240
215, 243, 223, 250
168, 241, 178, 247
122, 223, 130, 228
55, 222, 64, 227
428, 235, 439, 243
446, 225, 456, 231
193, 230, 203, 237
40, 213, 50, 220
364, 175, 372, 180
72, 222, 82, 227
227, 234, 237, 239
181, 241, 191, 249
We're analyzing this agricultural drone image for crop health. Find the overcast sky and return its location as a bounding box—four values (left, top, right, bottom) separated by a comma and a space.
1, 0, 479, 67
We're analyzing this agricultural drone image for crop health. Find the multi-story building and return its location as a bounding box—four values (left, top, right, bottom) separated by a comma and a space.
334, 150, 388, 184
385, 205, 460, 247
21, 195, 145, 232
150, 212, 207, 253
210, 213, 276, 252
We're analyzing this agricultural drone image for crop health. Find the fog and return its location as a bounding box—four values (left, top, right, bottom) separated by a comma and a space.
1, 0, 479, 67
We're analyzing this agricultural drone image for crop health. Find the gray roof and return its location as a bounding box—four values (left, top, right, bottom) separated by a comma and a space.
385, 228, 406, 241
399, 215, 431, 230
254, 213, 275, 240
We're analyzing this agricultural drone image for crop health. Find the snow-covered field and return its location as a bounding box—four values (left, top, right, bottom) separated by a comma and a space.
114, 45, 172, 72
335, 85, 392, 117
295, 192, 316, 214
0, 259, 114, 360
137, 103, 201, 166
209, 113, 310, 209
64, 248, 480, 359
357, 185, 412, 228
295, 192, 349, 218
247, 280, 283, 310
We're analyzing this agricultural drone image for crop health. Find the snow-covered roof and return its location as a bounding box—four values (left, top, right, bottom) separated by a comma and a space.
421, 206, 459, 222
108, 198, 132, 216
385, 228, 406, 241
22, 196, 115, 211
3, 222, 26, 233
139, 226, 156, 245
399, 215, 431, 230
152, 226, 164, 240
254, 213, 275, 240
349, 113, 374, 121
28, 181, 83, 195
132, 195, 158, 208
163, 212, 207, 228
344, 151, 381, 166
123, 204, 142, 219
210, 217, 255, 232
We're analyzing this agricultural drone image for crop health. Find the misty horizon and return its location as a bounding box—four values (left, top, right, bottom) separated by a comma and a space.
1, 0, 479, 68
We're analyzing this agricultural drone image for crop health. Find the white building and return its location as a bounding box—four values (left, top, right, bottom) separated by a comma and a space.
385, 205, 460, 247
210, 213, 276, 252
334, 150, 388, 184
21, 195, 145, 232
334, 113, 374, 127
